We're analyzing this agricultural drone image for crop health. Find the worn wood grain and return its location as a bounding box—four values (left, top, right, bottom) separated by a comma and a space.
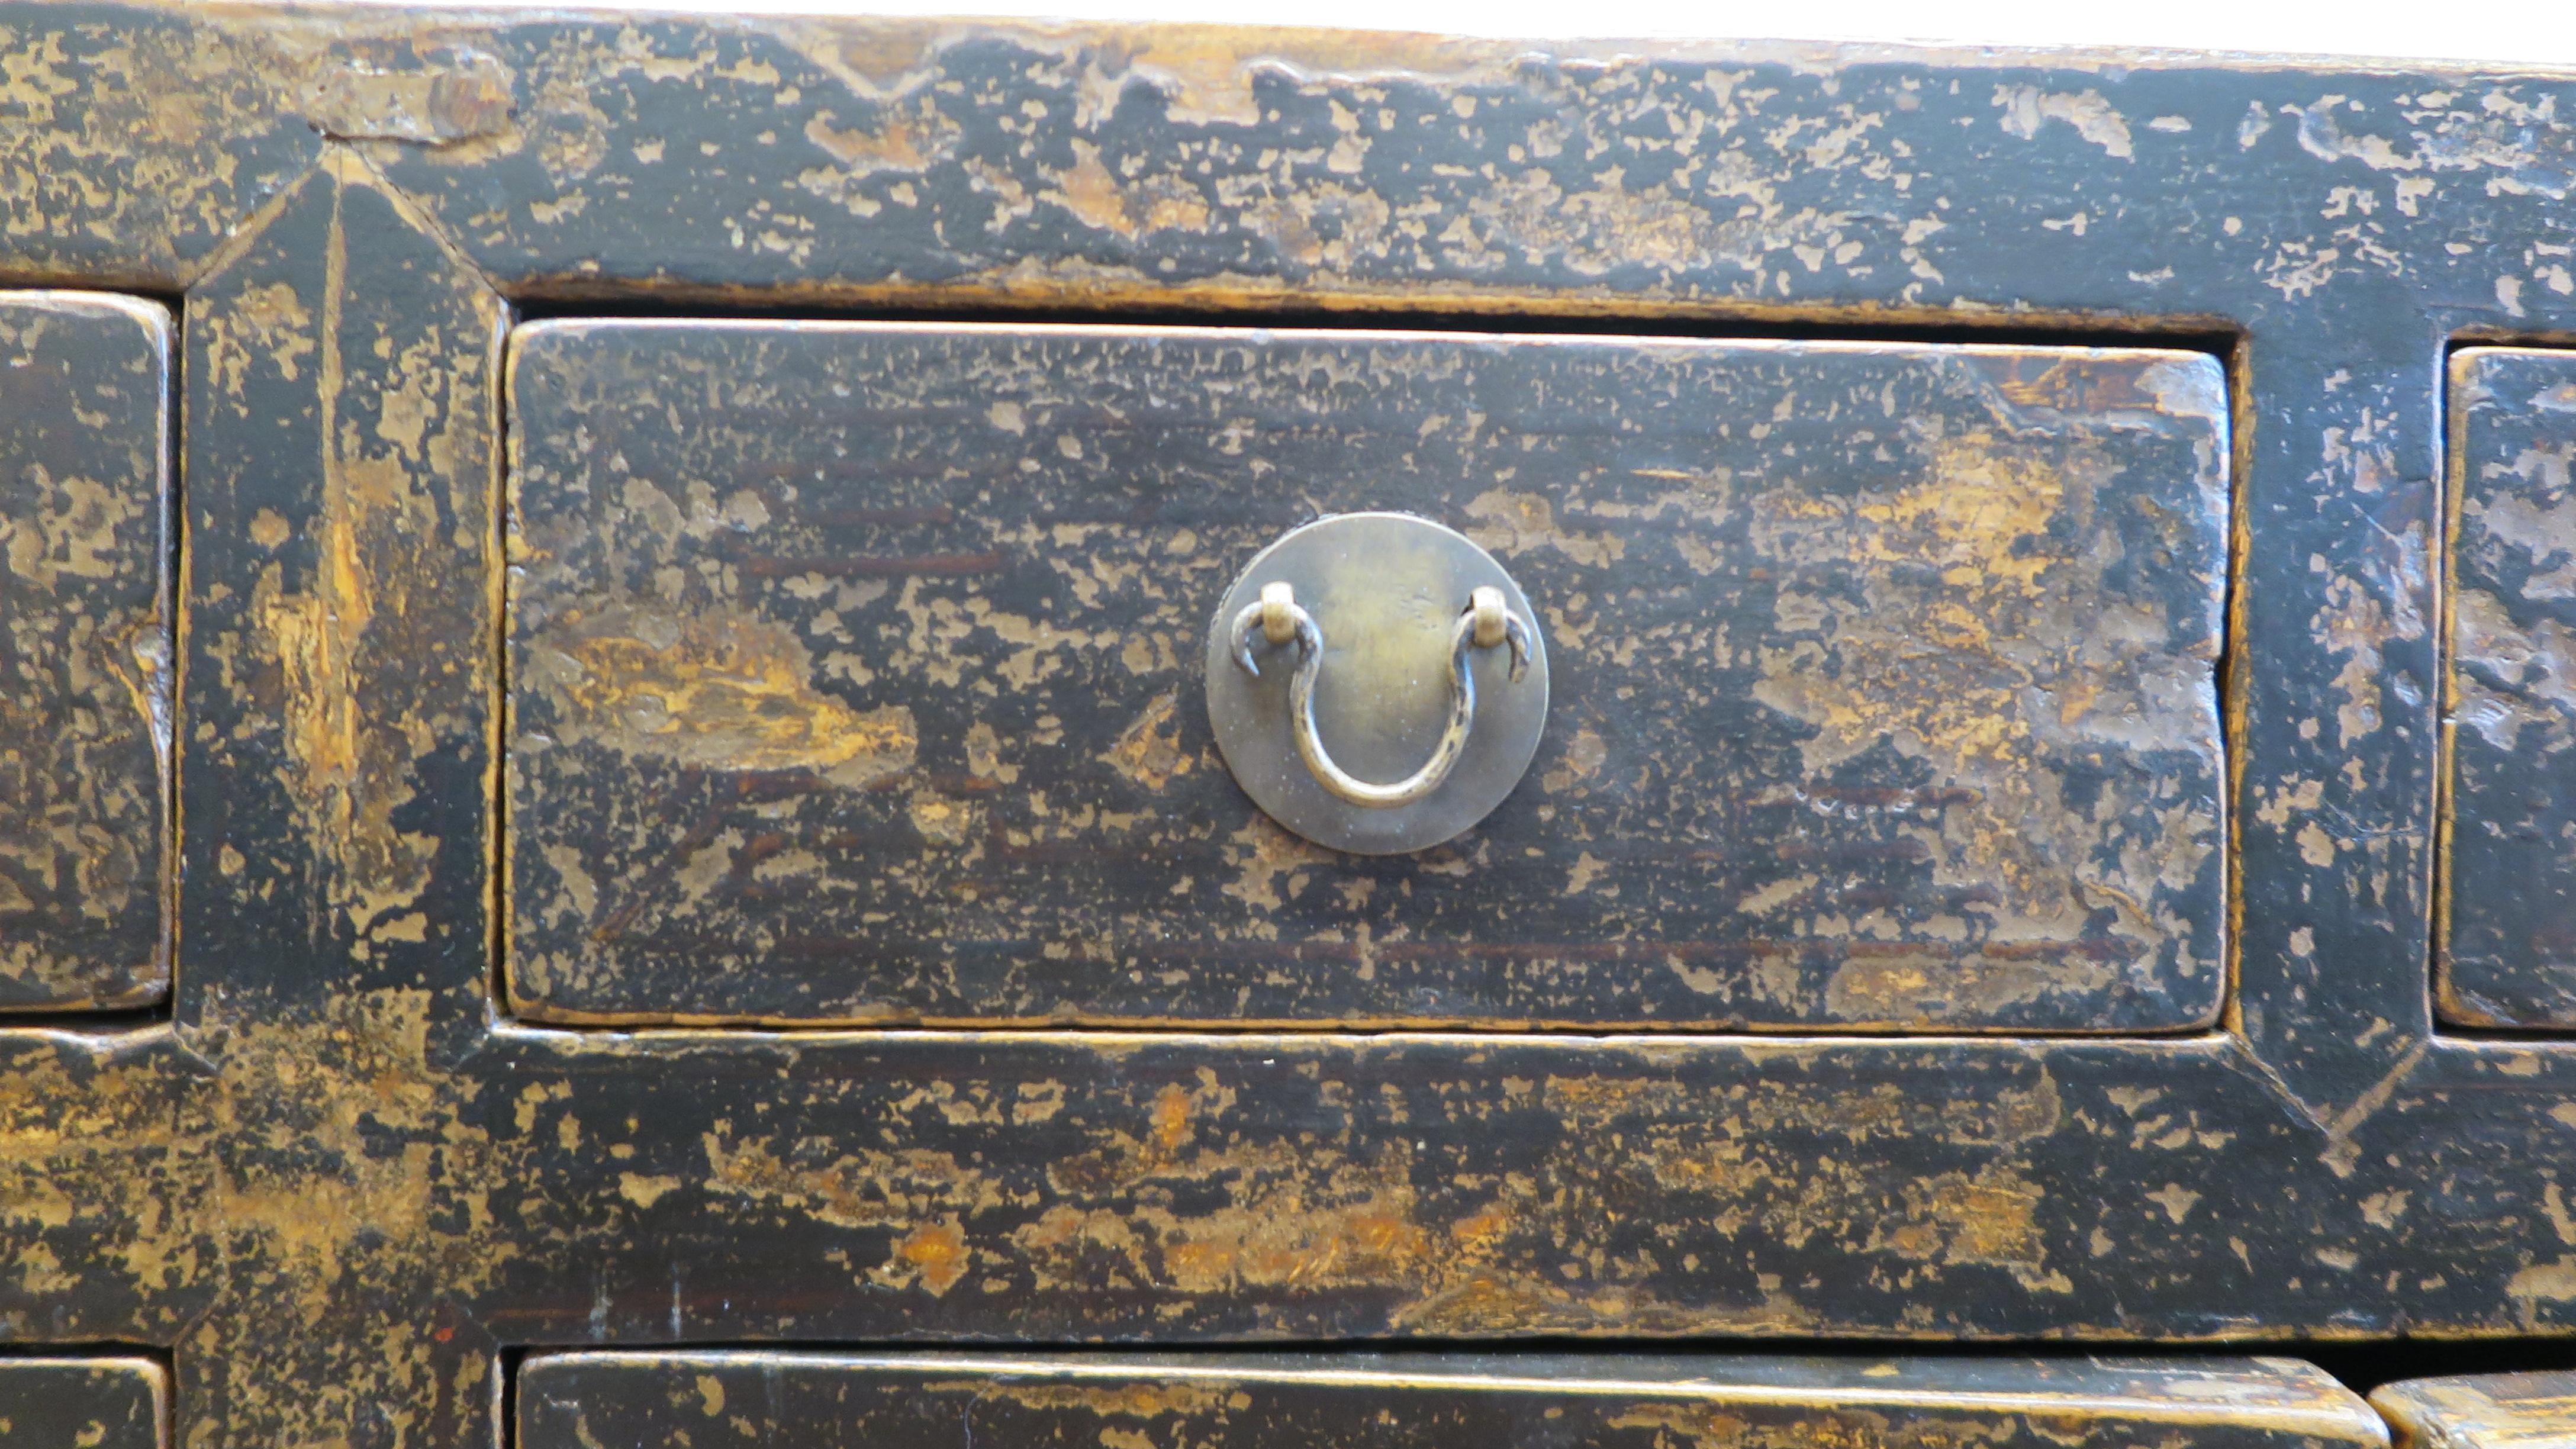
2441, 347, 2576, 1029
449, 1028, 2576, 1346
0, 292, 171, 1012
0, 1357, 165, 1449
506, 323, 2227, 1031
2373, 1371, 2576, 1449
0, 7, 2573, 1448
520, 1351, 2387, 1449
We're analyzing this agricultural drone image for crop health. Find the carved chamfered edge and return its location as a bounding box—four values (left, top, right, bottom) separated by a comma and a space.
176, 148, 504, 1045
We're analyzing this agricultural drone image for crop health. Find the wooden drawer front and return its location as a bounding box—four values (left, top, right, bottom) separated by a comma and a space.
0, 293, 171, 1013
519, 1352, 2381, 1449
506, 322, 2229, 1031
2374, 1371, 2576, 1449
2443, 349, 2576, 1028
0, 1358, 165, 1449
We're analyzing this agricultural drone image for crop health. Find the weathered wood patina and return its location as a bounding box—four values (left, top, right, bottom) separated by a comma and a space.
0, 4, 2574, 1447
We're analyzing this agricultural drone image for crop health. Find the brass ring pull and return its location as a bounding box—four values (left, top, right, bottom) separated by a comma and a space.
1229, 580, 1535, 809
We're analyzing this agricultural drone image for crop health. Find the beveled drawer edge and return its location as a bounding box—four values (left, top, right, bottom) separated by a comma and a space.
2372, 1369, 2576, 1449
515, 1348, 2388, 1444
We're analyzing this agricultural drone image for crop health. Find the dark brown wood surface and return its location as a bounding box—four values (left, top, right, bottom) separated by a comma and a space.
507, 324, 2228, 1030
1, 5, 2574, 1447
2442, 348, 2576, 1028
522, 1351, 2387, 1449
0, 291, 170, 1012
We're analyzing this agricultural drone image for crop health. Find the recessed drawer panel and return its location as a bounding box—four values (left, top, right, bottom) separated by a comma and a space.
505, 322, 2229, 1031
519, 1352, 2380, 1449
0, 1357, 165, 1449
2442, 348, 2576, 1028
0, 293, 172, 1013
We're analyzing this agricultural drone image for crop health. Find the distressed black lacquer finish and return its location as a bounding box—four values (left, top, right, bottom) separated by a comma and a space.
0, 1357, 166, 1449
519, 1352, 2387, 1449
2441, 349, 2576, 1029
505, 324, 2229, 1031
0, 292, 171, 1012
2373, 1370, 2576, 1449
0, 5, 2574, 1448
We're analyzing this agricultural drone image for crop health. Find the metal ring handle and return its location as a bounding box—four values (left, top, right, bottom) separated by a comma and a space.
1230, 582, 1534, 809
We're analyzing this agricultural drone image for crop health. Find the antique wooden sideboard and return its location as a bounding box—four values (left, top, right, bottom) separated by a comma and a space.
6, 3, 2576, 1445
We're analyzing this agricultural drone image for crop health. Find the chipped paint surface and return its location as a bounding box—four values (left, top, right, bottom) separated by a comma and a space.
185, 150, 504, 966
505, 327, 2226, 1031
0, 292, 171, 1010
2441, 350, 2576, 1028
519, 1352, 2388, 1449
526, 600, 918, 781
6, 7, 2576, 1448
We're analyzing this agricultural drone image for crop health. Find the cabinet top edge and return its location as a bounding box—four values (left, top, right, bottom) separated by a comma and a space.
20, 0, 2576, 83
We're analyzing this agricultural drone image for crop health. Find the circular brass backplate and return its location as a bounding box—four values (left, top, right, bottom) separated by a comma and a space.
1205, 512, 1550, 854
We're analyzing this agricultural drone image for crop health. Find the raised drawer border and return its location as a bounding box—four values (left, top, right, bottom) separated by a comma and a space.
491, 309, 2244, 1037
